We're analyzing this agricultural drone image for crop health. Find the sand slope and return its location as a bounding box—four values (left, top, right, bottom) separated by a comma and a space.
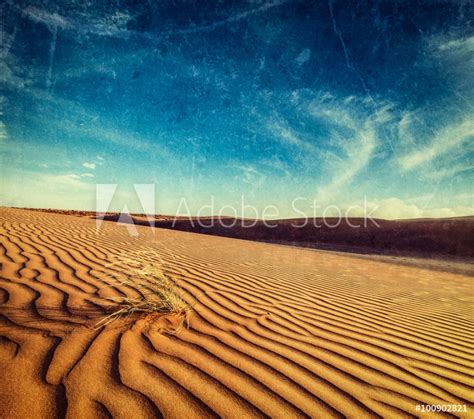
0, 207, 472, 418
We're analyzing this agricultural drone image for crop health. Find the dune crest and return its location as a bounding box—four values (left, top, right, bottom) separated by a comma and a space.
0, 207, 472, 418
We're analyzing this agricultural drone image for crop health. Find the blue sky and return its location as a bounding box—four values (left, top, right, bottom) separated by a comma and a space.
1, 0, 473, 218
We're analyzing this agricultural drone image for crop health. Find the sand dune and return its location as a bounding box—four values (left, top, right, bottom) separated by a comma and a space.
0, 207, 473, 418
152, 216, 474, 260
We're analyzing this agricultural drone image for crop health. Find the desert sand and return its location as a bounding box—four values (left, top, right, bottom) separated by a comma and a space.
0, 207, 472, 418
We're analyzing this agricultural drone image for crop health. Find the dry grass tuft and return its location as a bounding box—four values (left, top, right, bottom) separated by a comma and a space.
95, 263, 190, 331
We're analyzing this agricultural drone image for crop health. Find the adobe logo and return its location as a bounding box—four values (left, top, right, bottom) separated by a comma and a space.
95, 184, 156, 237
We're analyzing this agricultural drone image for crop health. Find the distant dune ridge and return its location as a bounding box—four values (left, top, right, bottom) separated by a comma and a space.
0, 207, 473, 418
152, 216, 474, 259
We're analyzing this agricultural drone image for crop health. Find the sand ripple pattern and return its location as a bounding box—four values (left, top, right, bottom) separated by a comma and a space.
0, 208, 473, 418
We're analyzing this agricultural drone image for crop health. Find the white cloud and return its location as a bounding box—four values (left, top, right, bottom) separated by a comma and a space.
295, 49, 311, 66
97, 156, 105, 161
82, 162, 96, 170
397, 112, 416, 147
15, 5, 131, 38
81, 173, 94, 178
437, 36, 474, 54
348, 197, 473, 220
21, 6, 71, 31
398, 118, 474, 171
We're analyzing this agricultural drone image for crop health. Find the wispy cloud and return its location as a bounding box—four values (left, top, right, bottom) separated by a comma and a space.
398, 118, 474, 171
397, 112, 417, 147
295, 48, 311, 66
308, 95, 389, 202
424, 163, 474, 181
11, 0, 289, 41
149, 0, 290, 37
82, 162, 96, 170
315, 121, 377, 203
12, 3, 132, 38
0, 96, 7, 141
0, 26, 17, 61
229, 163, 266, 187
428, 34, 474, 107
267, 120, 318, 155
21, 6, 71, 31
2, 83, 169, 153
260, 155, 292, 177
437, 35, 474, 55
52, 173, 86, 186
261, 91, 390, 203
0, 121, 7, 141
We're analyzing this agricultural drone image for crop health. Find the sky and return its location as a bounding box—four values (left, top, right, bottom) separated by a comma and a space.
1, 0, 473, 219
